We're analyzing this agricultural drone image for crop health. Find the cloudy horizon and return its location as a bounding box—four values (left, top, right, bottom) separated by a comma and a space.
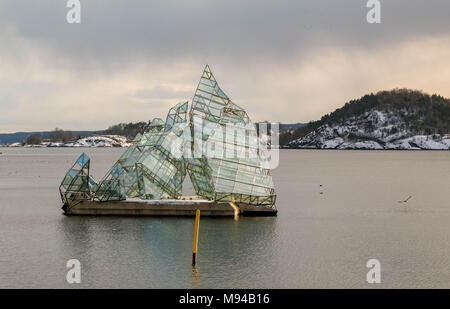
1, 0, 450, 133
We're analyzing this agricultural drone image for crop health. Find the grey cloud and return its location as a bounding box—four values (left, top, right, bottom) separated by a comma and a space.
1, 0, 450, 63
1, 1, 450, 132
133, 86, 192, 101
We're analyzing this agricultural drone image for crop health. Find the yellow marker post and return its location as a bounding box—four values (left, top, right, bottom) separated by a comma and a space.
229, 202, 240, 218
192, 209, 200, 266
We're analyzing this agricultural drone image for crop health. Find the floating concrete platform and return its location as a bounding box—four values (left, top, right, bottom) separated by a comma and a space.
63, 197, 277, 217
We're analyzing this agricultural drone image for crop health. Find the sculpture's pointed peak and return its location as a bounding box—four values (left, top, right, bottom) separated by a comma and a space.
202, 64, 214, 80
76, 152, 90, 167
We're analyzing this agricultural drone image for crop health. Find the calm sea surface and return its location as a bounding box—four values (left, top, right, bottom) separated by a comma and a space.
0, 148, 449, 288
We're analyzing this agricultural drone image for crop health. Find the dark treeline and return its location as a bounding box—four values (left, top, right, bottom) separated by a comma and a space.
45, 128, 75, 142
104, 122, 150, 139
23, 128, 87, 145
280, 89, 450, 145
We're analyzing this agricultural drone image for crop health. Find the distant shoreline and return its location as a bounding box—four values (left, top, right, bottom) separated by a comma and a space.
281, 147, 449, 151
1, 145, 448, 151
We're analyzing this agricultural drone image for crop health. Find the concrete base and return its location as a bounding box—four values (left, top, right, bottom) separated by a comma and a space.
63, 198, 277, 217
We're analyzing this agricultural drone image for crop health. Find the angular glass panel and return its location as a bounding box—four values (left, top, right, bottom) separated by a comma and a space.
59, 153, 97, 207
186, 65, 276, 207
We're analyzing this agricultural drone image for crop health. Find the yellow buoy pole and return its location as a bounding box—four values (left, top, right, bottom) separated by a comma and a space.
192, 209, 200, 266
229, 201, 240, 219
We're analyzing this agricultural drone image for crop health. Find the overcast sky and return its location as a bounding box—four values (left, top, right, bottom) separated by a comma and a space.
1, 0, 450, 132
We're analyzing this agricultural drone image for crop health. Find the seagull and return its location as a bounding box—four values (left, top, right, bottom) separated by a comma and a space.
398, 195, 412, 203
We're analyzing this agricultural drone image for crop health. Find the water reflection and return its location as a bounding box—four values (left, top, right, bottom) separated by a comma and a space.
57, 215, 278, 288
191, 266, 201, 289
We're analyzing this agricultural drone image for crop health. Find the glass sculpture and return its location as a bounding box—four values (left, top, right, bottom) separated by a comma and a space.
60, 66, 276, 208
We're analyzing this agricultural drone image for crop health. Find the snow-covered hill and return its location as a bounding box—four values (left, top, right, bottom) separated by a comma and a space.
16, 135, 132, 147
289, 109, 450, 150
64, 135, 131, 147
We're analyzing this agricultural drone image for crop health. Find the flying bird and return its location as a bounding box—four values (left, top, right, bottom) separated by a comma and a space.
398, 195, 412, 203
